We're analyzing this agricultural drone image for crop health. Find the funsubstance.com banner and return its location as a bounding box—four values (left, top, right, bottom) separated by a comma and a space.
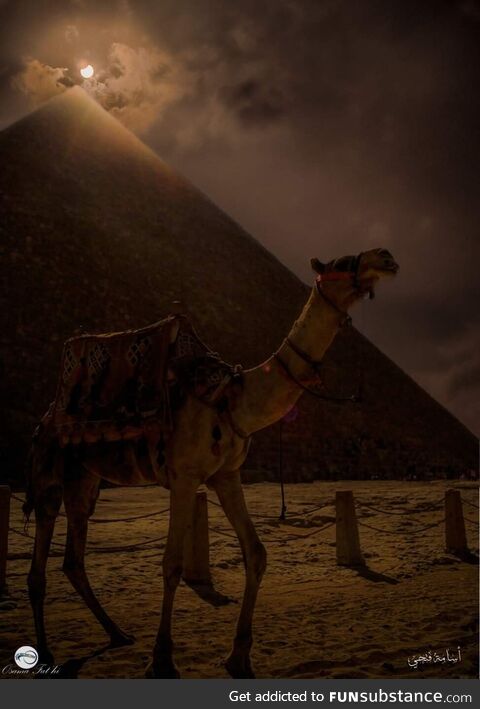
1, 680, 478, 708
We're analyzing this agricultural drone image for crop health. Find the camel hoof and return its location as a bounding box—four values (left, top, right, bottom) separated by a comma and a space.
225, 656, 255, 679
145, 661, 180, 679
109, 631, 135, 648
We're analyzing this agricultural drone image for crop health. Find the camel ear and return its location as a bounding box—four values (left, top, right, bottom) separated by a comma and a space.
310, 257, 325, 274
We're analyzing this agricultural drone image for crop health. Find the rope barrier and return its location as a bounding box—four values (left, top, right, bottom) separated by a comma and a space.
6, 488, 475, 562
89, 507, 170, 524
8, 545, 167, 560
356, 500, 443, 516
10, 493, 170, 524
357, 518, 444, 535
209, 521, 335, 544
358, 514, 445, 533
207, 497, 281, 521
8, 526, 65, 547
280, 521, 335, 541
8, 525, 168, 554
207, 496, 331, 520
11, 493, 27, 505
209, 526, 238, 540
462, 498, 479, 510
302, 502, 333, 514
87, 535, 168, 553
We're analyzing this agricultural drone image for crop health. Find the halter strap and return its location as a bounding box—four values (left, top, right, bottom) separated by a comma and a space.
284, 336, 322, 372
314, 250, 364, 323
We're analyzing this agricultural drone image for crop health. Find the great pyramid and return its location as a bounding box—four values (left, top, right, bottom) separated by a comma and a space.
0, 87, 476, 483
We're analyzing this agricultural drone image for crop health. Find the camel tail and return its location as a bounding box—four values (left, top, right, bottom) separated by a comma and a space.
22, 411, 57, 524
22, 448, 35, 524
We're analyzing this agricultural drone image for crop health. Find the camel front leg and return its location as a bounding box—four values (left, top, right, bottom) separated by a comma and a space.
211, 470, 267, 678
147, 474, 199, 679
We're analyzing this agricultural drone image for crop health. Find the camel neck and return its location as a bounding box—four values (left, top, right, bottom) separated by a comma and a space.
237, 287, 345, 435
284, 286, 346, 363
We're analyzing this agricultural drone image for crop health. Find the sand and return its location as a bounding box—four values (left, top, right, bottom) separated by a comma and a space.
0, 480, 478, 679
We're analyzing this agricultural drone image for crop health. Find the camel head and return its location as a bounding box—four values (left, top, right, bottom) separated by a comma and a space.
310, 248, 399, 311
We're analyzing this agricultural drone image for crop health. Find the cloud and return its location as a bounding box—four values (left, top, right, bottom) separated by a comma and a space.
219, 79, 286, 127
11, 58, 74, 105
82, 42, 191, 134
10, 41, 192, 135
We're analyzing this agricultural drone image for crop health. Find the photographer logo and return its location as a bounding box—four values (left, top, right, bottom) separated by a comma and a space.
2, 645, 61, 676
14, 646, 38, 669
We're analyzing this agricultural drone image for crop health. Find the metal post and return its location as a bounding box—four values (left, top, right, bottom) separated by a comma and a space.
445, 489, 468, 555
183, 491, 211, 585
0, 486, 11, 594
336, 490, 364, 566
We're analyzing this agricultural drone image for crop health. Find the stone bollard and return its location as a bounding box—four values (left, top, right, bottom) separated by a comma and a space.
445, 489, 468, 555
0, 486, 11, 595
336, 490, 365, 566
183, 491, 211, 585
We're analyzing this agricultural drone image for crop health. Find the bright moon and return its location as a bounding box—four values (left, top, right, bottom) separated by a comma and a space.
80, 64, 94, 79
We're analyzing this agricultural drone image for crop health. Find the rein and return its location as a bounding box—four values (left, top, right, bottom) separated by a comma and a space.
274, 345, 359, 403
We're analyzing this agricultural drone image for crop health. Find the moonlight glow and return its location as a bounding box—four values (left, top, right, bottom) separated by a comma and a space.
80, 64, 94, 79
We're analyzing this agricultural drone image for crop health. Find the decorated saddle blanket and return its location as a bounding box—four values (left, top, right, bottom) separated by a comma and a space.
43, 314, 239, 447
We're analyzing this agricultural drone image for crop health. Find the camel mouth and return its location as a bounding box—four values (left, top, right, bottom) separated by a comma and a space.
378, 263, 399, 276
358, 262, 398, 298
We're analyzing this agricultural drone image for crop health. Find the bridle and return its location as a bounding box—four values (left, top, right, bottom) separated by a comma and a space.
273, 252, 365, 403
315, 251, 365, 323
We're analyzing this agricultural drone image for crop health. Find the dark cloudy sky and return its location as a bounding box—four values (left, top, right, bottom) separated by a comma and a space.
1, 0, 479, 437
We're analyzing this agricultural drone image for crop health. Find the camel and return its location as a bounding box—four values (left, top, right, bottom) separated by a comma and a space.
24, 247, 398, 678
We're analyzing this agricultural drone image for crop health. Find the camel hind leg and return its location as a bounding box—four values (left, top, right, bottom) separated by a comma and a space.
27, 482, 63, 665
62, 464, 134, 647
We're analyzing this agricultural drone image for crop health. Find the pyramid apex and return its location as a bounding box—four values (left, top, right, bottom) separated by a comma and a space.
0, 83, 164, 167
39, 85, 112, 116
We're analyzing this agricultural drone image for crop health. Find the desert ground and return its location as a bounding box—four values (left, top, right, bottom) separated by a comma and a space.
0, 479, 478, 679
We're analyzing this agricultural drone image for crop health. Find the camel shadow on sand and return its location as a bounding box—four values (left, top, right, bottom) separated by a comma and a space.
183, 579, 238, 607
36, 642, 113, 679
42, 579, 236, 678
